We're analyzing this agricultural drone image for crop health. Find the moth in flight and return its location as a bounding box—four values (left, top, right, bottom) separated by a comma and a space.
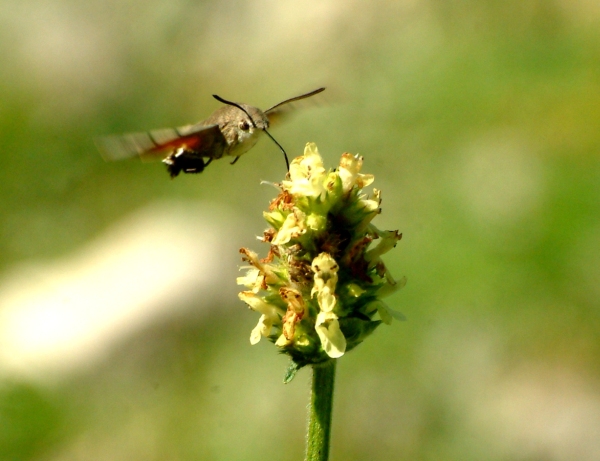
95, 88, 325, 178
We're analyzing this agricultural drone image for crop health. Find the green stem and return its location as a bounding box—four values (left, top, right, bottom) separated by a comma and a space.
305, 359, 337, 461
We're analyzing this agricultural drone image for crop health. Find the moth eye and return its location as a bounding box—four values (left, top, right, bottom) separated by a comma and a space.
239, 120, 251, 131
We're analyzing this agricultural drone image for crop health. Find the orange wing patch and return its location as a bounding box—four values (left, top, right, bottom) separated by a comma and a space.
95, 124, 226, 163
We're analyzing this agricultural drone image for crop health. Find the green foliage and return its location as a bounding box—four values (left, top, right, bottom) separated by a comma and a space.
1, 1, 600, 460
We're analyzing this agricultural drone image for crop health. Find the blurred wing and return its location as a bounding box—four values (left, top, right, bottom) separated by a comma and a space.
95, 123, 226, 162
264, 87, 326, 127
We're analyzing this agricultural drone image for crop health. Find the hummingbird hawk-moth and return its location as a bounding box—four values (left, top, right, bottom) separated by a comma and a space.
95, 87, 325, 178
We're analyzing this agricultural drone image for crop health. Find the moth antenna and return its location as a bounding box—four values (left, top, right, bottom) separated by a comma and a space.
264, 87, 325, 113
213, 94, 290, 171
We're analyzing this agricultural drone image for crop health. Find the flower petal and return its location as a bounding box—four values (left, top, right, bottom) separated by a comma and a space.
282, 143, 327, 198
272, 208, 306, 245
338, 153, 374, 192
377, 275, 407, 298
250, 314, 274, 344
236, 268, 262, 291
311, 253, 339, 298
317, 289, 337, 313
315, 312, 346, 358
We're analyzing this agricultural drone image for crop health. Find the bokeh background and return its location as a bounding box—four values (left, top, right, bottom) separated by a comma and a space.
1, 1, 600, 460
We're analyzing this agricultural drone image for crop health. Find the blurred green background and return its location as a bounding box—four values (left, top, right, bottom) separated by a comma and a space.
1, 0, 600, 460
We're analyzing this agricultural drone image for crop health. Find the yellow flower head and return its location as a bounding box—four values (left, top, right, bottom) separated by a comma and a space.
238, 143, 406, 370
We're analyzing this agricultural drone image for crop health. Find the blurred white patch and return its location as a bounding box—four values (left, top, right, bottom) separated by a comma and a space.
470, 365, 600, 461
199, 0, 352, 66
419, 317, 600, 461
0, 201, 238, 381
456, 131, 546, 228
1, 1, 122, 99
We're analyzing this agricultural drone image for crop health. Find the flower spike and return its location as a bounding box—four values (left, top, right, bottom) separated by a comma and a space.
238, 143, 406, 369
